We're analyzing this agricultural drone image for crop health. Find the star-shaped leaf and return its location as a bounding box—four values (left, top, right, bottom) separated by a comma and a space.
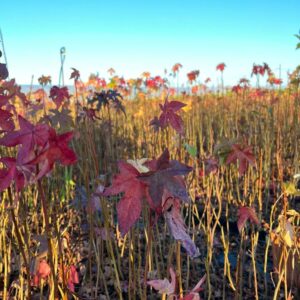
237, 206, 260, 233
0, 115, 50, 163
103, 161, 147, 236
29, 128, 77, 180
155, 99, 186, 135
49, 86, 70, 109
139, 148, 192, 209
226, 144, 256, 176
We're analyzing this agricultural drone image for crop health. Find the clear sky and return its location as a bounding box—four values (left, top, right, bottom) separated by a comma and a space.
1, 0, 299, 86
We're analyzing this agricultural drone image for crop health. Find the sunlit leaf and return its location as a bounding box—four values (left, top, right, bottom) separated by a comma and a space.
185, 143, 197, 158
283, 182, 298, 196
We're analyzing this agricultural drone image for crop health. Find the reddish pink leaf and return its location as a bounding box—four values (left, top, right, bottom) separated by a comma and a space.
216, 63, 226, 72
153, 99, 186, 134
30, 128, 77, 180
0, 159, 16, 191
187, 70, 200, 83
237, 206, 260, 233
116, 191, 143, 236
226, 144, 256, 176
180, 274, 206, 300
165, 101, 186, 112
190, 274, 206, 293
49, 86, 70, 109
67, 265, 79, 292
32, 259, 51, 286
181, 294, 200, 300
104, 161, 147, 236
172, 63, 183, 74
0, 94, 11, 106
147, 267, 176, 295
0, 115, 50, 163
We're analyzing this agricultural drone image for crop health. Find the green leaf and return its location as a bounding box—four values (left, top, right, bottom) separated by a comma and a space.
296, 43, 300, 50
185, 143, 197, 158
283, 182, 297, 196
295, 34, 300, 40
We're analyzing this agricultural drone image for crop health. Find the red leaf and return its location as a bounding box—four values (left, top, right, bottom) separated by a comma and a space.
0, 157, 32, 191
104, 161, 147, 236
216, 63, 226, 72
166, 101, 186, 112
30, 128, 77, 180
237, 206, 260, 233
139, 149, 192, 209
172, 63, 183, 74
180, 274, 206, 300
147, 267, 176, 295
187, 70, 200, 83
226, 144, 255, 176
49, 86, 70, 109
156, 99, 186, 134
32, 259, 51, 286
116, 190, 143, 236
0, 159, 16, 191
0, 115, 50, 162
67, 265, 79, 292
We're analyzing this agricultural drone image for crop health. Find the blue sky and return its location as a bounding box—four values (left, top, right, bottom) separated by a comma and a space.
1, 0, 299, 86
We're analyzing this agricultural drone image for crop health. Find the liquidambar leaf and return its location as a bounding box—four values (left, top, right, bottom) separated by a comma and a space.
104, 161, 147, 236
139, 148, 192, 208
185, 143, 197, 158
181, 274, 206, 300
147, 267, 176, 295
226, 144, 256, 176
237, 206, 259, 233
163, 191, 200, 258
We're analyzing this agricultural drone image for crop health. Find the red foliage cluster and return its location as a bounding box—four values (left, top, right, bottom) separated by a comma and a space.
104, 149, 191, 228
172, 63, 183, 74
251, 63, 272, 77
104, 149, 199, 257
145, 76, 166, 90
187, 70, 200, 83
0, 81, 77, 192
268, 77, 282, 85
216, 63, 226, 72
